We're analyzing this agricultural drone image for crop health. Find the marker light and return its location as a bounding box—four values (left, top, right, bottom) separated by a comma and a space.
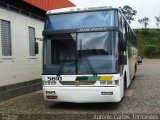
115, 80, 119, 85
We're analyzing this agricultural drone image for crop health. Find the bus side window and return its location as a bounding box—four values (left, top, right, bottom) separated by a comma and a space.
128, 27, 130, 43
124, 21, 127, 40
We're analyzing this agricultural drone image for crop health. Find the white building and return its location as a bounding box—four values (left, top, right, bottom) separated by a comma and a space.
0, 1, 44, 101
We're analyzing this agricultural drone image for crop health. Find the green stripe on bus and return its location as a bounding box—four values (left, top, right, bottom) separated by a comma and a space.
87, 76, 99, 80
75, 76, 99, 81
76, 76, 88, 80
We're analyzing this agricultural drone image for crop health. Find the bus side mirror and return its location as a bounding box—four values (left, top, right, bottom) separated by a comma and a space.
120, 55, 127, 65
119, 33, 127, 51
35, 42, 39, 54
120, 40, 127, 51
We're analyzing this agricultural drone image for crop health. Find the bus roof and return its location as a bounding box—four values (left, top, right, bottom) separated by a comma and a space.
46, 6, 136, 36
46, 6, 114, 14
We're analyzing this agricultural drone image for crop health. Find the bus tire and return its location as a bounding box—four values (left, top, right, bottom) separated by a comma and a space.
121, 73, 127, 102
124, 73, 127, 91
132, 64, 137, 80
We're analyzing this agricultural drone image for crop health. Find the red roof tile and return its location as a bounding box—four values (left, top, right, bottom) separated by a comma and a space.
24, 0, 75, 11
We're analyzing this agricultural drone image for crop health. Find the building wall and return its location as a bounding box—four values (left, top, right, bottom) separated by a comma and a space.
0, 7, 44, 87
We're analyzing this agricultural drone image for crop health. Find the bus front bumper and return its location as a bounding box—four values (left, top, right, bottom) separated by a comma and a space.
43, 86, 122, 103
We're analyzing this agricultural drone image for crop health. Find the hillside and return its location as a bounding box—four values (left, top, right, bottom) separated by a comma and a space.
134, 29, 160, 58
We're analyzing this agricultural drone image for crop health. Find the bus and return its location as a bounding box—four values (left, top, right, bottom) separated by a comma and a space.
42, 6, 137, 103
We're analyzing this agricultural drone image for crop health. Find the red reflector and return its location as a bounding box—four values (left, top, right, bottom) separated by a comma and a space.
46, 95, 58, 99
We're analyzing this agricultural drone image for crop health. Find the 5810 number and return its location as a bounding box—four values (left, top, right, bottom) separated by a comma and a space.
47, 77, 62, 81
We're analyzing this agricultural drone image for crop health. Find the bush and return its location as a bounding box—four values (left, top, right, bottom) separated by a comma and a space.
151, 37, 159, 42
144, 45, 157, 57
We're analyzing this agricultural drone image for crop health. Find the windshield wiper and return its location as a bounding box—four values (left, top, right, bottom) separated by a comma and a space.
79, 40, 97, 76
57, 61, 65, 76
57, 60, 71, 76
82, 54, 97, 75
57, 60, 75, 76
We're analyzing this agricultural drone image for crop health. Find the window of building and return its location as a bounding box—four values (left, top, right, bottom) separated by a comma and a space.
28, 26, 36, 56
0, 19, 12, 56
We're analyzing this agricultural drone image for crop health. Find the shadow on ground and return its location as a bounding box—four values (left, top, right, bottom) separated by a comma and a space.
48, 101, 121, 111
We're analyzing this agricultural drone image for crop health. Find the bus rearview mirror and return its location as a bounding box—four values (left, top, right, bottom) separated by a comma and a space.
120, 55, 127, 65
120, 40, 127, 51
119, 33, 126, 51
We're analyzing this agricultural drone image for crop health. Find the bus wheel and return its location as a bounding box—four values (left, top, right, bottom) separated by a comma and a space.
124, 73, 127, 92
121, 73, 127, 101
133, 64, 137, 80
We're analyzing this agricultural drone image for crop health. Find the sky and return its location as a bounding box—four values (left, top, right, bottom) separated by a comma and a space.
70, 0, 160, 29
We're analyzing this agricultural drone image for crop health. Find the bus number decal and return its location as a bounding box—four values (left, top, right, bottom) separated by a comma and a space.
47, 77, 62, 81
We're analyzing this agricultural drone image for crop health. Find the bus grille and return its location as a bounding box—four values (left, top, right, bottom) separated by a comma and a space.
59, 81, 96, 85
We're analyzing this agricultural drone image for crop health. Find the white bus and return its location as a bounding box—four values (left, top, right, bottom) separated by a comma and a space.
42, 6, 137, 103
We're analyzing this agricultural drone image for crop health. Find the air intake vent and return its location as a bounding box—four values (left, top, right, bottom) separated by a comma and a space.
59, 81, 96, 85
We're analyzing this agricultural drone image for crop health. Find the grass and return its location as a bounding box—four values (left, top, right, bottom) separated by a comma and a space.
134, 29, 160, 58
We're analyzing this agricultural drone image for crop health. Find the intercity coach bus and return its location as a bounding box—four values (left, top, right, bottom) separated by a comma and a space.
42, 6, 137, 103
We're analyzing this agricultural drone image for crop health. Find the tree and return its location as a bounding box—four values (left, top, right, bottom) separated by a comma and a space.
155, 16, 160, 28
138, 17, 150, 29
144, 45, 156, 57
119, 5, 137, 24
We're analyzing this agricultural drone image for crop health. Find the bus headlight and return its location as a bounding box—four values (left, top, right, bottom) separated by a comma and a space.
107, 80, 113, 85
100, 80, 119, 85
100, 80, 113, 85
43, 80, 57, 85
100, 81, 107, 85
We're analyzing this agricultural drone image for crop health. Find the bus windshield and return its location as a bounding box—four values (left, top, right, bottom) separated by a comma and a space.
43, 31, 119, 75
45, 10, 118, 31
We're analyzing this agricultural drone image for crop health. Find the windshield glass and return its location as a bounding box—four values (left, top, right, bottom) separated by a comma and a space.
43, 32, 119, 75
45, 10, 118, 31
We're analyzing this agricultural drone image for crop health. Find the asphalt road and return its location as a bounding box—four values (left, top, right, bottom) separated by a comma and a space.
0, 59, 160, 120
